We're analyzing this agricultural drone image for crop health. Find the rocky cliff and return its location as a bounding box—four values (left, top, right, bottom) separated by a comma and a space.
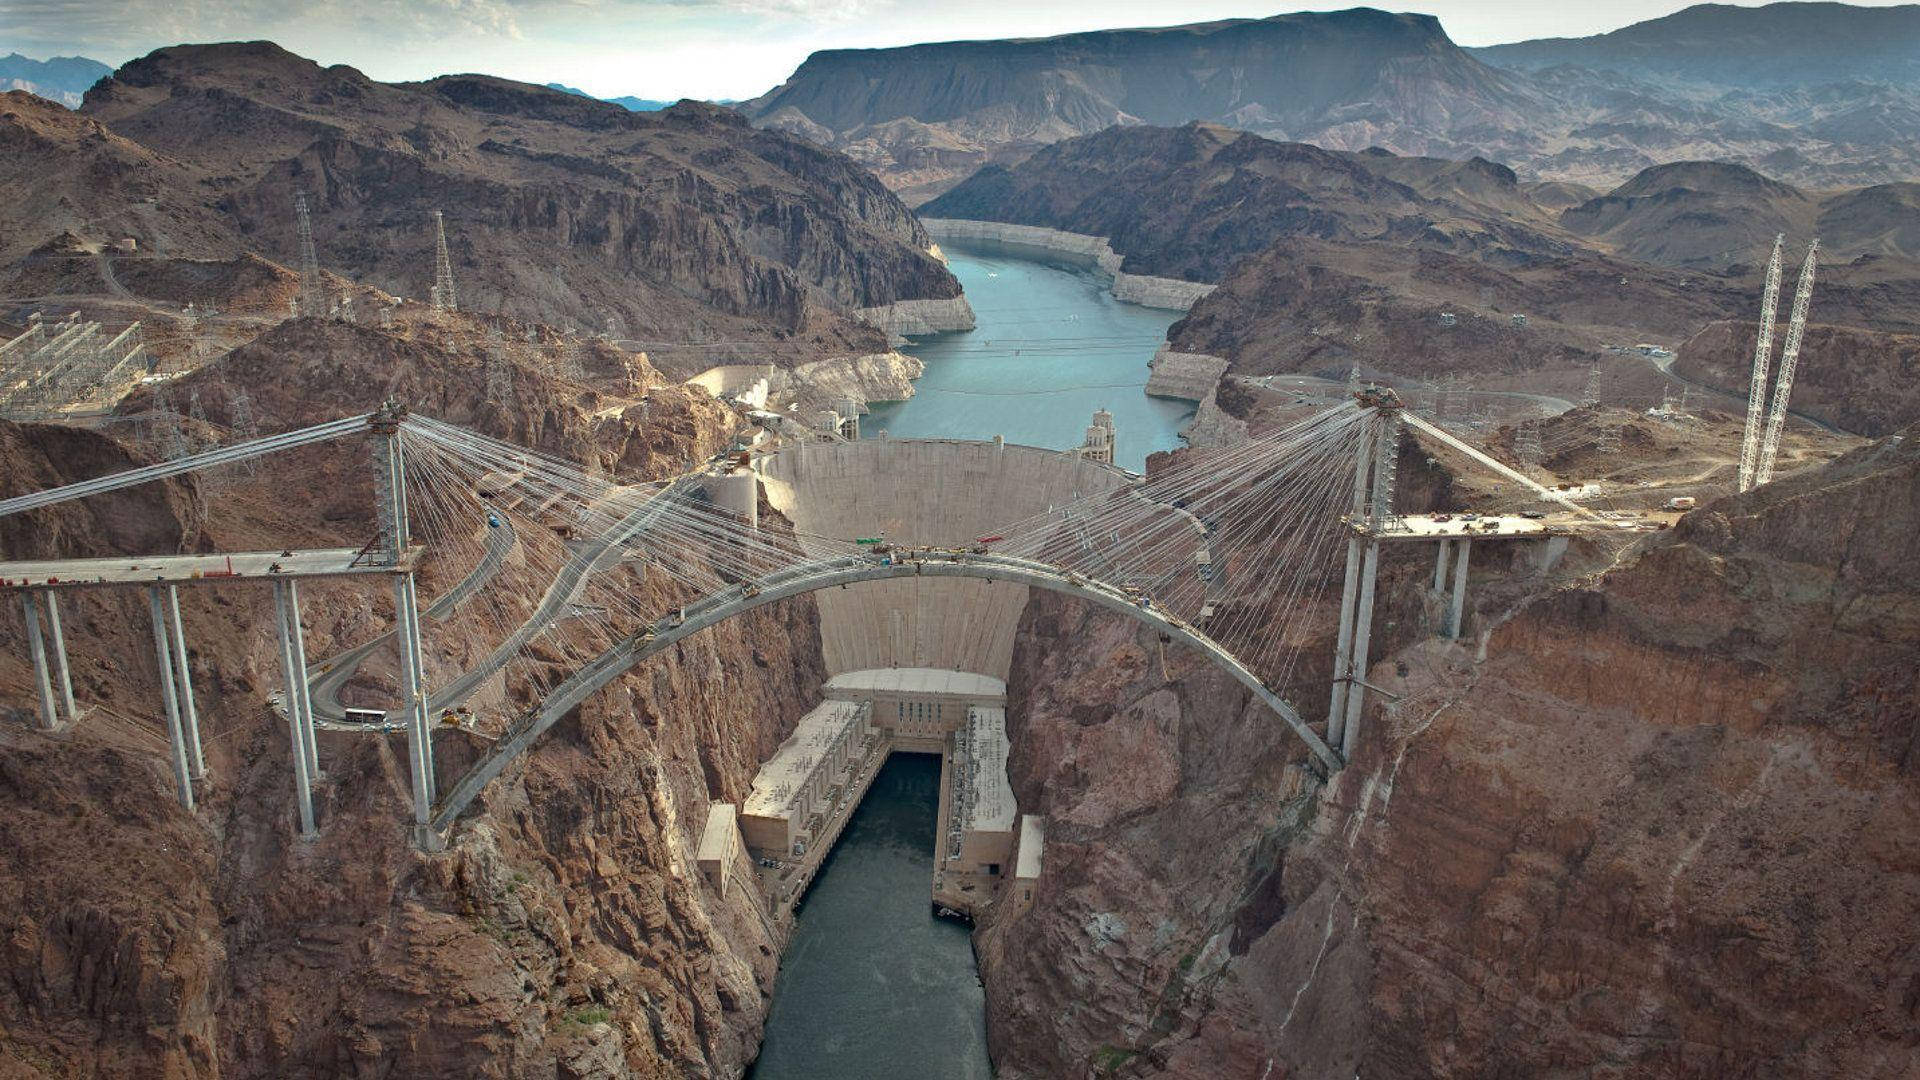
975, 423, 1920, 1077
0, 326, 833, 1076
1676, 317, 1920, 438
1, 40, 965, 365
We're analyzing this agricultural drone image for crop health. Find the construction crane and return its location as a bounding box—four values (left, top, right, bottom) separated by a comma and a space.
1753, 240, 1819, 487
1737, 234, 1785, 492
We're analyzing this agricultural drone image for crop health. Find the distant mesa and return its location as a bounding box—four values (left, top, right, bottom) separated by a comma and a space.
740, 3, 1920, 200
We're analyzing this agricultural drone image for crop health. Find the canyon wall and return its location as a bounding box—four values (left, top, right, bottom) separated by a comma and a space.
0, 326, 836, 1077
976, 425, 1920, 1077
1676, 318, 1920, 437
919, 219, 1215, 313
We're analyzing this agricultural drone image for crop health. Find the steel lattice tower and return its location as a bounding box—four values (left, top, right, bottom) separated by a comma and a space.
1737, 234, 1787, 491
431, 210, 457, 313
294, 192, 323, 319
1753, 240, 1819, 488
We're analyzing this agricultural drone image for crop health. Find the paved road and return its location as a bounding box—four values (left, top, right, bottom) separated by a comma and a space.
412, 477, 698, 718
307, 514, 516, 727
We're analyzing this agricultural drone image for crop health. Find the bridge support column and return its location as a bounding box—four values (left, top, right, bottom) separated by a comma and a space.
1327, 424, 1377, 749
1432, 538, 1452, 593
165, 586, 206, 779
42, 592, 77, 726
20, 592, 60, 731
1337, 407, 1400, 762
273, 581, 317, 836
1342, 537, 1384, 761
1447, 539, 1472, 640
395, 572, 438, 843
146, 587, 195, 811
283, 580, 320, 779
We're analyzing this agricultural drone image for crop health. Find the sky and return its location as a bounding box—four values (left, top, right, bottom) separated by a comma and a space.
4, 0, 1916, 101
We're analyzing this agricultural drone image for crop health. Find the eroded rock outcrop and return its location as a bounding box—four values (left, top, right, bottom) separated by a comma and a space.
0, 332, 829, 1077
978, 425, 1920, 1077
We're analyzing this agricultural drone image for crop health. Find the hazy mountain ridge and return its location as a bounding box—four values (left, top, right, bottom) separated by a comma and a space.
1470, 2, 1920, 90
0, 52, 112, 109
545, 83, 675, 112
743, 3, 1920, 200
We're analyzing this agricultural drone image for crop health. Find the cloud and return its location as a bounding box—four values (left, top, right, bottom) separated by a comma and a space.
0, 0, 547, 60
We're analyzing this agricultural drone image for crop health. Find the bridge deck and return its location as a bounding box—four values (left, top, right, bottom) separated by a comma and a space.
1364, 511, 1679, 542
0, 547, 421, 590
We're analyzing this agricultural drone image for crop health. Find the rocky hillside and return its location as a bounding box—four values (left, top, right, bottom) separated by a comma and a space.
977, 421, 1920, 1078
919, 124, 1566, 282
743, 4, 1920, 199
0, 328, 829, 1076
923, 121, 1920, 430
1, 40, 964, 364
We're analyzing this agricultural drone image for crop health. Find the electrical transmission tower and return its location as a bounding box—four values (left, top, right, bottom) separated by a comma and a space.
485, 327, 513, 407
555, 336, 584, 382
294, 192, 323, 319
1517, 423, 1543, 476
228, 385, 261, 475
1596, 422, 1621, 457
1582, 360, 1602, 408
1753, 240, 1819, 487
1737, 235, 1787, 491
430, 210, 457, 313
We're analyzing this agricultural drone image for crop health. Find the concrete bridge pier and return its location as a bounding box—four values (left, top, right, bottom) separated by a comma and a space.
164, 586, 207, 779
146, 587, 197, 811
273, 580, 317, 836
394, 572, 438, 847
1331, 404, 1401, 761
1327, 426, 1376, 746
1447, 540, 1472, 639
281, 580, 319, 780
19, 591, 75, 731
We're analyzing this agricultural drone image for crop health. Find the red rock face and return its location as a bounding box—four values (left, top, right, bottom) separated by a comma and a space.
978, 427, 1920, 1078
0, 351, 825, 1076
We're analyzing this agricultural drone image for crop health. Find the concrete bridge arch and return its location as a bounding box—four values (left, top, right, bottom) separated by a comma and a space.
429, 551, 1339, 834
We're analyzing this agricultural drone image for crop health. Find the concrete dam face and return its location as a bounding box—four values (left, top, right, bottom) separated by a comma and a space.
757, 438, 1132, 680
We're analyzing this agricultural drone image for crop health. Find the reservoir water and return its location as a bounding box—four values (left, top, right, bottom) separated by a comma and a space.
753, 247, 1189, 1078
748, 754, 990, 1080
865, 243, 1195, 471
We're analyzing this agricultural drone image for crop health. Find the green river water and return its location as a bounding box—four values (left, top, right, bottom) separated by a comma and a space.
751, 246, 1191, 1078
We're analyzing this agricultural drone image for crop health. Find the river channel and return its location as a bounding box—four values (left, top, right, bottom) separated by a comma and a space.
752, 246, 1191, 1078
865, 242, 1195, 471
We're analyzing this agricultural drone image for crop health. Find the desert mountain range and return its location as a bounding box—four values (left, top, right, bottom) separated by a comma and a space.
745, 3, 1920, 202
1, 41, 960, 367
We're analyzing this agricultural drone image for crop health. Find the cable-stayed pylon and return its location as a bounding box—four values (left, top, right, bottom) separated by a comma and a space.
1753, 239, 1819, 487
1737, 234, 1786, 491
430, 210, 457, 313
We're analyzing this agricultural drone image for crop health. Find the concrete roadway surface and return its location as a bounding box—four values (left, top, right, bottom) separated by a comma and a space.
313, 474, 701, 729
306, 514, 516, 728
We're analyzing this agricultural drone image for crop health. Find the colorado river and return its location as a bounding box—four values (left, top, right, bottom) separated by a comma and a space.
866, 243, 1195, 471
748, 754, 990, 1080
753, 246, 1184, 1078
